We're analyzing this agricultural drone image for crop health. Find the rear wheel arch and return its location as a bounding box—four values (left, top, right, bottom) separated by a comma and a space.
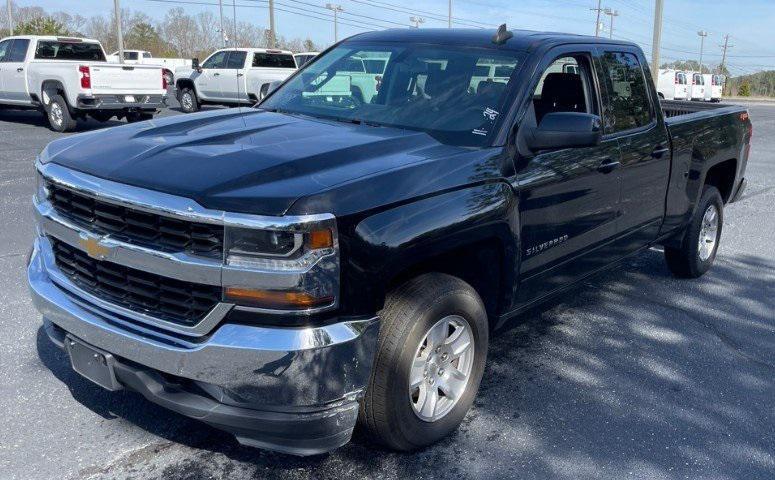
702, 158, 738, 203
40, 80, 68, 108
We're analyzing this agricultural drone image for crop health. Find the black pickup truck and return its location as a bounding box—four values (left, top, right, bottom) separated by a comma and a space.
28, 28, 751, 455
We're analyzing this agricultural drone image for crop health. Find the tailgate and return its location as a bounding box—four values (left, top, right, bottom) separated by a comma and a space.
89, 64, 163, 94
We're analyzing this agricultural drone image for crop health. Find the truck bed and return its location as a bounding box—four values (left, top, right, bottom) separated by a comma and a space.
660, 99, 744, 122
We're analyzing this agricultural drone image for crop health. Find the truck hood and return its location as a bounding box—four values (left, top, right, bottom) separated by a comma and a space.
42, 108, 456, 216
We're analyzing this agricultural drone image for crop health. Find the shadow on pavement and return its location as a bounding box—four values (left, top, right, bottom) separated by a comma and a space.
0, 108, 126, 131
35, 247, 775, 479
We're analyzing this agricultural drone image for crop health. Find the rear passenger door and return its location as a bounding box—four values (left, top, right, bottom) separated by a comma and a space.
1, 39, 31, 102
219, 50, 247, 101
595, 49, 671, 253
515, 49, 623, 304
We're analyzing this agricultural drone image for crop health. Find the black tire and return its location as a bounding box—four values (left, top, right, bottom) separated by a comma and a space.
46, 94, 77, 133
358, 273, 489, 451
126, 112, 154, 123
179, 87, 199, 113
664, 186, 724, 278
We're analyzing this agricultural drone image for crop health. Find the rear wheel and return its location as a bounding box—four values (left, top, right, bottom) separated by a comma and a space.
664, 186, 723, 278
179, 87, 199, 113
46, 94, 77, 133
358, 273, 489, 451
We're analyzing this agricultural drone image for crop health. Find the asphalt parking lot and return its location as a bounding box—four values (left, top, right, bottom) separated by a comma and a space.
2, 99, 773, 480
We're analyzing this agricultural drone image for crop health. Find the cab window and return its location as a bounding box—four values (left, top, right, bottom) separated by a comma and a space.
226, 51, 247, 69
202, 51, 228, 69
598, 51, 653, 133
532, 56, 596, 125
0, 39, 10, 62
6, 39, 29, 62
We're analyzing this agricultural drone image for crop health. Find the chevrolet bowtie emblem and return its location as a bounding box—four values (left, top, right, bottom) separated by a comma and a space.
78, 234, 112, 260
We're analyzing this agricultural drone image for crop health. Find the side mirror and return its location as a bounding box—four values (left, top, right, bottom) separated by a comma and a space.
525, 112, 602, 151
192, 58, 201, 72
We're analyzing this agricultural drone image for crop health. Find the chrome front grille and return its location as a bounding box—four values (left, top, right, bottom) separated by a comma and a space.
47, 182, 223, 258
50, 238, 221, 327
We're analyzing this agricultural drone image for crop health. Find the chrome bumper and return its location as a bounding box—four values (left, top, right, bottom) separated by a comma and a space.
28, 237, 379, 409
76, 94, 166, 110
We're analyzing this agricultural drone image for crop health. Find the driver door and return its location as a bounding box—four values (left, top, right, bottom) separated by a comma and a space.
514, 50, 623, 305
197, 50, 228, 100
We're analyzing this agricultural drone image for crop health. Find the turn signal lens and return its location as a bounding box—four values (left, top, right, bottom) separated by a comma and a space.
224, 287, 333, 310
307, 228, 333, 250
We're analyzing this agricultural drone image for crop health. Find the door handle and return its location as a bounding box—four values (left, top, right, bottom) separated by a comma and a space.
237, 73, 244, 77
213, 72, 220, 76
16, 67, 23, 72
651, 146, 670, 158
597, 160, 620, 174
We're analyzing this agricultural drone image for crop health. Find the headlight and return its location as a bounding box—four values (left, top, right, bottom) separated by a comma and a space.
35, 169, 49, 203
222, 215, 339, 313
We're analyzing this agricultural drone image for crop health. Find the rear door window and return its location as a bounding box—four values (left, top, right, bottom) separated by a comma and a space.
226, 51, 247, 69
6, 39, 29, 62
597, 51, 653, 133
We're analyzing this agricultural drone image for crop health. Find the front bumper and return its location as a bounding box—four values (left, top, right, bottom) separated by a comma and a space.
75, 94, 166, 111
28, 239, 379, 455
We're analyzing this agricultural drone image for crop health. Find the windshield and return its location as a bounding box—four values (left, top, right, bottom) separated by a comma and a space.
36, 41, 105, 61
260, 42, 523, 147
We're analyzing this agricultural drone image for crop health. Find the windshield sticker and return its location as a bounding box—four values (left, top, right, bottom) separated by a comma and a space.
472, 128, 488, 136
482, 107, 499, 121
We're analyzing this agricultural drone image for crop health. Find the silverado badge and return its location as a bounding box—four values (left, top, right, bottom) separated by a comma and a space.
78, 233, 112, 260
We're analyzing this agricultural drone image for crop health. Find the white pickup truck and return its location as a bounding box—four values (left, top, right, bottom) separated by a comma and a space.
174, 48, 296, 113
0, 35, 167, 132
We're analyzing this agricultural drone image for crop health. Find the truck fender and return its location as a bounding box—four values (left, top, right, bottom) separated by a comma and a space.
40, 80, 68, 108
343, 182, 520, 319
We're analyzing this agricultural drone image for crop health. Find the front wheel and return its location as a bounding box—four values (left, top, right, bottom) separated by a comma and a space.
178, 87, 199, 113
358, 273, 489, 451
664, 186, 723, 278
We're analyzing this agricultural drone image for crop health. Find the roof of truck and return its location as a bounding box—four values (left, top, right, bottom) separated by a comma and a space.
347, 28, 640, 51
1, 35, 101, 43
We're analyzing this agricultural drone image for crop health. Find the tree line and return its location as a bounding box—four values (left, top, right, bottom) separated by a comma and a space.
0, 1, 320, 60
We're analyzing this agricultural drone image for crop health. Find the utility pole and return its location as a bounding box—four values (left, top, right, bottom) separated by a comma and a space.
604, 8, 619, 39
326, 4, 343, 43
6, 0, 12, 36
448, 0, 452, 28
719, 34, 733, 74
697, 30, 709, 74
217, 0, 226, 47
591, 0, 603, 37
651, 0, 664, 83
268, 0, 276, 48
114, 0, 124, 64
410, 16, 425, 28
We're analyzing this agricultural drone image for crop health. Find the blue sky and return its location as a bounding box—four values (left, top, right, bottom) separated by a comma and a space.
18, 0, 775, 75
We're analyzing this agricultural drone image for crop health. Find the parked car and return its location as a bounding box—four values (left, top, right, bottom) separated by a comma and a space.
28, 28, 751, 456
293, 51, 319, 67
174, 48, 296, 112
703, 73, 724, 102
657, 68, 690, 100
0, 35, 167, 131
107, 49, 192, 84
689, 71, 706, 100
